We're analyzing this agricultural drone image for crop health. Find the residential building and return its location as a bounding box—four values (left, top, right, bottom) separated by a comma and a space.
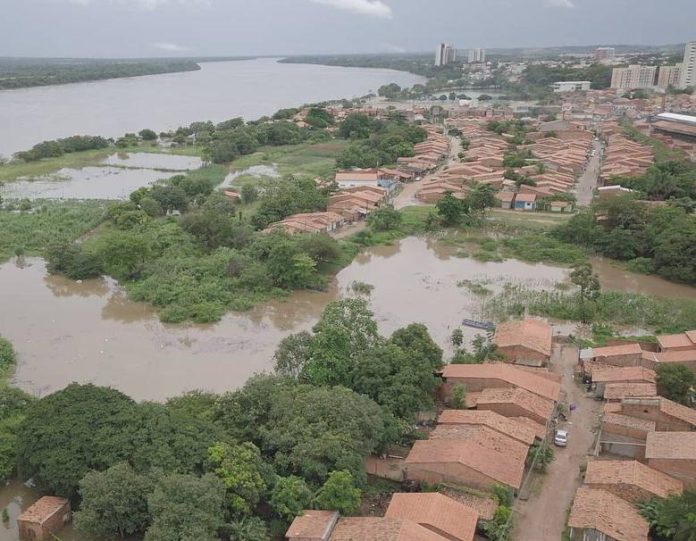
405, 435, 526, 491
679, 41, 696, 89
435, 43, 456, 67
646, 432, 696, 488
657, 329, 696, 352
651, 113, 696, 143
468, 48, 486, 64
567, 486, 650, 541
603, 383, 657, 402
610, 65, 657, 89
595, 47, 616, 62
440, 362, 561, 402
492, 318, 553, 366
657, 64, 683, 89
17, 497, 71, 541
385, 493, 479, 541
619, 396, 696, 432
600, 413, 655, 460
589, 366, 656, 399
585, 343, 644, 368
437, 409, 538, 445
513, 192, 537, 211
476, 386, 556, 425
584, 459, 683, 503
552, 81, 591, 93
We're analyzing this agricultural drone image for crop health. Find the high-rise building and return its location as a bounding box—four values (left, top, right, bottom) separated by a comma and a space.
679, 41, 696, 89
610, 65, 657, 89
657, 65, 682, 89
435, 43, 456, 67
595, 47, 616, 62
468, 48, 486, 64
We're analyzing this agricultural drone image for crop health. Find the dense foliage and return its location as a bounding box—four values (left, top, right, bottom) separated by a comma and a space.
14, 135, 110, 161
610, 160, 696, 203
554, 196, 696, 285
639, 491, 696, 541
656, 364, 695, 405
336, 115, 427, 168
0, 58, 204, 90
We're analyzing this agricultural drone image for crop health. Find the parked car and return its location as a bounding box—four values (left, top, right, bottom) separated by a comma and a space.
554, 429, 568, 447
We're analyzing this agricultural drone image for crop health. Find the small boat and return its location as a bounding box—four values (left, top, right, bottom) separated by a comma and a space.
461, 318, 495, 331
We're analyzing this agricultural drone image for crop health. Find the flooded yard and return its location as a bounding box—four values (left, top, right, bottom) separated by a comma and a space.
2, 237, 568, 401
0, 152, 203, 201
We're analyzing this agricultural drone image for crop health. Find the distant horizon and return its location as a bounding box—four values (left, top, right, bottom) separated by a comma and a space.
0, 42, 689, 62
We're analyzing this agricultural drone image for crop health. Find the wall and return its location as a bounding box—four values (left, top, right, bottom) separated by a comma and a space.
498, 345, 548, 367
406, 462, 500, 492
620, 404, 693, 432
477, 402, 548, 425
648, 459, 696, 489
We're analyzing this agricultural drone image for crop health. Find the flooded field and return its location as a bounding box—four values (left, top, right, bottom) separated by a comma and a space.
0, 152, 202, 200
2, 237, 568, 401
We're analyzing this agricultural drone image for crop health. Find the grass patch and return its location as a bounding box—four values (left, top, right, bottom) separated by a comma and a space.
481, 285, 696, 333
502, 234, 587, 265
0, 201, 106, 262
457, 280, 492, 296
349, 206, 433, 246
228, 140, 350, 179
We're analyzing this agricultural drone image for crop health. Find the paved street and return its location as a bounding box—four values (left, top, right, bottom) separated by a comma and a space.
575, 138, 603, 207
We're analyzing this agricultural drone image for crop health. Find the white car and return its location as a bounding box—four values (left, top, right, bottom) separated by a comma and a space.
554, 429, 568, 447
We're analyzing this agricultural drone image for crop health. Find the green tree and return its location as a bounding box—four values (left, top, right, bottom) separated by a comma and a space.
447, 384, 467, 409
270, 476, 313, 521
639, 491, 696, 541
312, 470, 361, 515
273, 331, 313, 379
527, 441, 554, 472
451, 328, 464, 348
0, 384, 34, 482
240, 184, 258, 205
75, 462, 153, 539
144, 474, 225, 541
570, 262, 601, 302
139, 129, 158, 141
656, 364, 695, 405
207, 442, 268, 517
94, 231, 150, 280
436, 193, 468, 227
367, 206, 402, 232
226, 517, 269, 541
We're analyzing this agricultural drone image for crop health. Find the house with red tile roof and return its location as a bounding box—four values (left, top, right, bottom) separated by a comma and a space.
385, 493, 478, 541
589, 366, 656, 398
476, 387, 556, 425
656, 330, 696, 352
17, 497, 71, 541
603, 382, 657, 402
567, 486, 649, 541
437, 409, 537, 445
619, 396, 696, 432
441, 362, 560, 402
646, 432, 696, 489
492, 318, 553, 366
584, 459, 683, 503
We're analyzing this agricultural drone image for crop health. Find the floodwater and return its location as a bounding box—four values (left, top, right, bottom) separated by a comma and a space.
221, 164, 281, 188
0, 152, 203, 200
2, 237, 568, 402
0, 58, 424, 159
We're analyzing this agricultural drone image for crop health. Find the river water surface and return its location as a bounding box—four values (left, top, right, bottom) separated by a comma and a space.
0, 58, 424, 159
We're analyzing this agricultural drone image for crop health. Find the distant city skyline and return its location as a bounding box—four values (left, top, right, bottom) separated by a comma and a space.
2, 0, 696, 58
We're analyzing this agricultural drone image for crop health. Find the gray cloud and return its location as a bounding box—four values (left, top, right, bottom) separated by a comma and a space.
308, 0, 392, 18
152, 42, 190, 51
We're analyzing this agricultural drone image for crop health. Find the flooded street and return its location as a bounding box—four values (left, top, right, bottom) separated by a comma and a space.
0, 152, 203, 200
2, 237, 568, 401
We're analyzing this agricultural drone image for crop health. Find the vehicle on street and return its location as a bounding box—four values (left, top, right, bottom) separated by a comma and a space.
554, 429, 568, 447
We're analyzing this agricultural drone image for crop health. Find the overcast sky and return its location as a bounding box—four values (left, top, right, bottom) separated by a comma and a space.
3, 0, 695, 58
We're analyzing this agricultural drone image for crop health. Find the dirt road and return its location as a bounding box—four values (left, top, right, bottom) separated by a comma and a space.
513, 344, 601, 541
575, 139, 603, 207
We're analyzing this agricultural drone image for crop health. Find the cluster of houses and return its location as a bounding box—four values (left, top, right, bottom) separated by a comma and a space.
283, 319, 557, 541
397, 127, 451, 176
415, 116, 593, 212
599, 124, 655, 183
565, 329, 696, 541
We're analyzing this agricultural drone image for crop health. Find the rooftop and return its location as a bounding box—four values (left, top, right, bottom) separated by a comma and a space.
385, 493, 478, 541
657, 332, 696, 350
603, 382, 657, 401
493, 318, 552, 357
590, 365, 655, 384
477, 386, 556, 422
17, 497, 69, 526
405, 437, 526, 489
584, 459, 683, 499
438, 409, 537, 445
567, 487, 649, 541
591, 343, 643, 358
330, 517, 447, 541
441, 362, 560, 402
646, 432, 696, 460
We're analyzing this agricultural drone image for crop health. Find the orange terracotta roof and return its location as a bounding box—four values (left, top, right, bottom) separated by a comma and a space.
477, 387, 556, 422
330, 517, 447, 541
657, 333, 696, 350
18, 497, 69, 525
590, 366, 655, 384
405, 438, 526, 489
646, 432, 696, 460
603, 383, 657, 401
591, 343, 643, 358
493, 318, 552, 357
441, 362, 560, 402
386, 493, 478, 541
428, 425, 530, 463
584, 459, 683, 500
567, 487, 650, 541
603, 413, 655, 433
438, 410, 537, 445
